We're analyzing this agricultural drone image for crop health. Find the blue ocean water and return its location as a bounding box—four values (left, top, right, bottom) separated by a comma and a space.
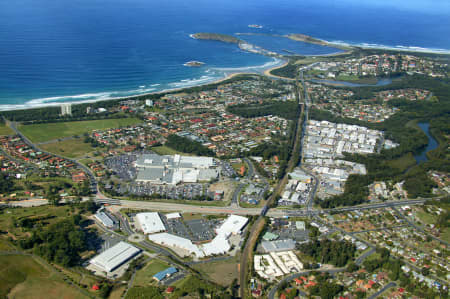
0, 0, 449, 110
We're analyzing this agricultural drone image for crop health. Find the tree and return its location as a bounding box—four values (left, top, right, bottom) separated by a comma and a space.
46, 185, 60, 206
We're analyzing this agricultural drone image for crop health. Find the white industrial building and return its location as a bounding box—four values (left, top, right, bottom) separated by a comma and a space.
136, 212, 166, 234
201, 234, 231, 256
89, 241, 141, 273
148, 215, 248, 258
135, 154, 218, 185
148, 232, 205, 258
165, 212, 181, 220
216, 215, 248, 237
94, 209, 116, 228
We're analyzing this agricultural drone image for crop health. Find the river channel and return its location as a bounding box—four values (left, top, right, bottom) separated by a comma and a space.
414, 122, 439, 163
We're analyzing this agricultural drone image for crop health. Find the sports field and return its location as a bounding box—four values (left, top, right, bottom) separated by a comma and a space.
40, 138, 95, 158
19, 118, 142, 143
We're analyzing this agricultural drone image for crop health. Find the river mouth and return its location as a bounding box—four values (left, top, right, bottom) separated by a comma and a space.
414, 122, 439, 163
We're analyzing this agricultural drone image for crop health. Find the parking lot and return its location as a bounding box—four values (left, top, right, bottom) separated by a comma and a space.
162, 216, 218, 242
185, 219, 217, 242
119, 182, 210, 200
105, 154, 138, 181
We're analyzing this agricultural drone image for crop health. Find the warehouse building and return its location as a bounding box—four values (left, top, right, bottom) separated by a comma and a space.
261, 239, 296, 253
135, 154, 218, 185
153, 267, 178, 282
148, 232, 205, 258
89, 242, 141, 273
136, 212, 166, 234
149, 214, 248, 258
216, 214, 249, 236
94, 208, 117, 229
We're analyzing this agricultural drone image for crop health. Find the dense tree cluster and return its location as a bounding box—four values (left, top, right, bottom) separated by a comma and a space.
0, 173, 14, 193
19, 215, 89, 267
270, 63, 299, 79
165, 134, 215, 156
227, 100, 299, 120
297, 239, 356, 267
126, 286, 164, 299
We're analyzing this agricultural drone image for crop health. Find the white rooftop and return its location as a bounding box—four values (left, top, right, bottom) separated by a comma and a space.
165, 212, 181, 219
136, 212, 166, 234
148, 233, 204, 258
89, 241, 141, 272
216, 215, 248, 237
201, 233, 231, 256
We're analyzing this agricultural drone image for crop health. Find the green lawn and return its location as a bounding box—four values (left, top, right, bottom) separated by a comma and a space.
0, 123, 13, 136
0, 254, 87, 299
0, 205, 76, 239
40, 138, 95, 158
132, 259, 170, 287
415, 209, 436, 225
192, 256, 239, 286
151, 145, 194, 156
19, 118, 142, 143
441, 228, 450, 243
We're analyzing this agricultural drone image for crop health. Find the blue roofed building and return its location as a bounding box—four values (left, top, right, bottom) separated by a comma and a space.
153, 267, 178, 282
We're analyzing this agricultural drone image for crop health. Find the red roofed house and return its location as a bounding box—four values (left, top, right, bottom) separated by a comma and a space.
91, 284, 100, 291
165, 286, 175, 294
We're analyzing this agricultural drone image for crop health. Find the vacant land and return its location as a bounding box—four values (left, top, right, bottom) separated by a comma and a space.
0, 205, 75, 239
416, 209, 437, 225
41, 138, 95, 158
133, 259, 170, 287
385, 153, 416, 171
193, 256, 239, 286
0, 254, 87, 299
0, 123, 13, 136
151, 145, 194, 156
19, 118, 142, 143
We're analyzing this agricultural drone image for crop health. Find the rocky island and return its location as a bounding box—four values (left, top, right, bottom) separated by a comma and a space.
183, 61, 205, 67
191, 32, 242, 44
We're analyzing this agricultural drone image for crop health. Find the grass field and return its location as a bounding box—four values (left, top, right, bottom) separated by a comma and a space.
416, 209, 437, 225
0, 205, 75, 239
441, 228, 450, 243
0, 123, 13, 136
19, 118, 142, 143
385, 153, 416, 171
0, 255, 87, 299
192, 256, 239, 286
151, 145, 194, 156
40, 138, 95, 158
133, 259, 170, 287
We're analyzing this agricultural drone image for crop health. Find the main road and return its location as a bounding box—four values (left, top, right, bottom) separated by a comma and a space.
5, 119, 99, 194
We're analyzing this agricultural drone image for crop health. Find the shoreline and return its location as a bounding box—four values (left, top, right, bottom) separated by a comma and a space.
1, 32, 449, 112
0, 58, 287, 112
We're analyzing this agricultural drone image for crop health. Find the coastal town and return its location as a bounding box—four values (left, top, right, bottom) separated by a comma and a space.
0, 43, 448, 299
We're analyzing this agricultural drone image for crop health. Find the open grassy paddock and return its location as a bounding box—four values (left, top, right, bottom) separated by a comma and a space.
385, 152, 417, 171
192, 256, 239, 286
0, 205, 77, 239
0, 254, 88, 299
19, 118, 142, 143
132, 259, 170, 287
40, 138, 95, 158
0, 123, 13, 136
151, 145, 194, 156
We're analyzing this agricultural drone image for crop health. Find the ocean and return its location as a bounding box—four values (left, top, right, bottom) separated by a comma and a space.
0, 0, 449, 110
